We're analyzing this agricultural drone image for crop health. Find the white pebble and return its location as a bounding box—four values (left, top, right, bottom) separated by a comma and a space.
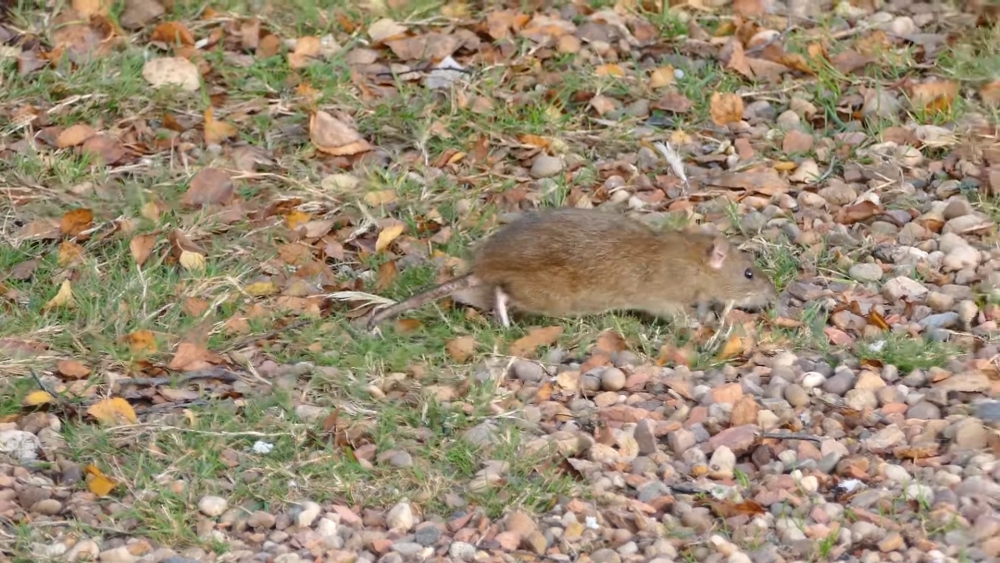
386, 500, 415, 532
295, 501, 322, 527
198, 495, 228, 517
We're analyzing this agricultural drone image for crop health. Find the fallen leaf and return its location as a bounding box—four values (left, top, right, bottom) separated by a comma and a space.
716, 335, 748, 360
130, 234, 156, 266
364, 190, 398, 206
23, 390, 55, 406
80, 134, 126, 166
87, 397, 138, 425
385, 32, 461, 61
245, 280, 279, 296
375, 221, 405, 253
142, 56, 201, 91
183, 167, 234, 206
10, 259, 39, 280
179, 250, 206, 272
368, 18, 408, 43
704, 167, 789, 195
257, 34, 282, 58
57, 359, 91, 379
709, 91, 744, 126
72, 0, 111, 17
835, 200, 881, 224
909, 80, 958, 114
982, 80, 1000, 106
824, 326, 853, 345
127, 330, 157, 354
652, 91, 693, 113
595, 63, 625, 77
595, 330, 627, 354
704, 499, 766, 518
43, 280, 75, 311
182, 297, 209, 317
16, 219, 62, 241
61, 208, 94, 237
446, 335, 476, 363
309, 110, 372, 156
150, 21, 195, 46
56, 123, 96, 148
509, 326, 563, 358
57, 241, 85, 267
84, 465, 117, 497
288, 35, 321, 68
168, 342, 216, 371
203, 107, 238, 145
394, 318, 423, 333
648, 66, 675, 88
830, 51, 873, 75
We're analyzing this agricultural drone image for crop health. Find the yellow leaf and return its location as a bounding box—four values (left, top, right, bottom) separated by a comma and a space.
375, 222, 405, 253
23, 390, 54, 406
87, 397, 138, 425
245, 281, 279, 296
84, 464, 117, 497
595, 63, 625, 77
179, 250, 206, 271
285, 210, 311, 230
203, 106, 239, 145
363, 190, 398, 206
716, 335, 746, 360
140, 201, 161, 222
57, 241, 85, 267
649, 66, 675, 89
43, 280, 75, 311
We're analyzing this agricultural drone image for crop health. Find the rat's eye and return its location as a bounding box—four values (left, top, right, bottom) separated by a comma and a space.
744, 268, 753, 280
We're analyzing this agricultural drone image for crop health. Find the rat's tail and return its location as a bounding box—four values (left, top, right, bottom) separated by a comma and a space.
365, 273, 478, 329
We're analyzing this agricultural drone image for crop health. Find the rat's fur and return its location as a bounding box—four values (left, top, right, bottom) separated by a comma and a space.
365, 208, 776, 329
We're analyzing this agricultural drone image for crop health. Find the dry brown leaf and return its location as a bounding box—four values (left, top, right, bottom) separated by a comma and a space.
830, 51, 873, 75
509, 326, 563, 358
385, 33, 461, 61
309, 110, 372, 156
285, 210, 311, 230
446, 335, 476, 363
595, 63, 625, 77
982, 80, 1000, 106
375, 221, 405, 253
88, 397, 138, 425
704, 499, 766, 518
909, 80, 958, 114
150, 21, 195, 46
716, 335, 748, 360
824, 326, 853, 346
56, 124, 96, 148
704, 167, 789, 195
84, 465, 116, 497
127, 330, 157, 355
182, 297, 209, 317
835, 200, 881, 224
51, 9, 115, 60
16, 219, 61, 241
72, 0, 111, 17
10, 259, 39, 281
168, 342, 215, 371
652, 91, 693, 113
43, 280, 75, 311
288, 35, 321, 69
57, 359, 91, 379
364, 190, 398, 206
375, 260, 398, 292
394, 318, 423, 333
57, 241, 85, 267
240, 18, 261, 50
257, 34, 282, 58
143, 56, 200, 91
595, 330, 627, 354
733, 0, 766, 17
130, 234, 156, 266
183, 167, 234, 206
368, 18, 408, 43
61, 208, 94, 237
80, 134, 126, 166
203, 107, 238, 145
709, 91, 744, 126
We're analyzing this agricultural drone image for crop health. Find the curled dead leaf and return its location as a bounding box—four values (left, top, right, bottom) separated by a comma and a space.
183, 167, 234, 206
709, 91, 744, 126
56, 123, 96, 148
203, 107, 238, 145
150, 21, 195, 46
61, 208, 94, 237
87, 397, 138, 425
509, 326, 563, 358
375, 221, 405, 253
309, 110, 372, 156
126, 330, 157, 355
130, 234, 156, 266
43, 280, 75, 311
84, 464, 117, 496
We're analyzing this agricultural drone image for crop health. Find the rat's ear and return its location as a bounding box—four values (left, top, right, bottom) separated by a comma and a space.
707, 237, 729, 269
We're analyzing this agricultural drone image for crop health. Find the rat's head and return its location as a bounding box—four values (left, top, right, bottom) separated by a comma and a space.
702, 236, 777, 310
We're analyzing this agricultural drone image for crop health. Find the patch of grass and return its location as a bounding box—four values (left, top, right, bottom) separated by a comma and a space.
855, 333, 961, 372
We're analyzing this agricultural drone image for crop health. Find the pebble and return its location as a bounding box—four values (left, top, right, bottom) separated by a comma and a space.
386, 501, 415, 532
530, 155, 563, 178
198, 496, 228, 517
601, 367, 626, 391
848, 262, 882, 282
510, 359, 545, 382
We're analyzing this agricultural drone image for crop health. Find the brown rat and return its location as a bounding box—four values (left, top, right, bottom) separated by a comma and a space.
365, 207, 777, 329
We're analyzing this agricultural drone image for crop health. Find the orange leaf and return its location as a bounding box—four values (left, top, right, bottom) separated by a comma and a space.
309, 110, 372, 156
183, 167, 234, 206
509, 326, 563, 358
57, 359, 91, 379
909, 80, 958, 114
84, 464, 117, 497
57, 240, 85, 267
288, 35, 320, 69
130, 234, 156, 266
127, 329, 157, 355
203, 107, 238, 145
446, 335, 476, 363
61, 208, 94, 237
709, 91, 744, 126
56, 124, 96, 148
150, 21, 195, 46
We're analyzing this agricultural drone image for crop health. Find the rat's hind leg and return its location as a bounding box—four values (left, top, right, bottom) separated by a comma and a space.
494, 286, 511, 328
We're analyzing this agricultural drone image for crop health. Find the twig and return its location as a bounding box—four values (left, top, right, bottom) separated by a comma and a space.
217, 318, 312, 353
115, 367, 242, 388
761, 432, 822, 442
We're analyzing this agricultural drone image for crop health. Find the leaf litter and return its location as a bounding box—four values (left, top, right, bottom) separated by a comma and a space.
0, 0, 1000, 561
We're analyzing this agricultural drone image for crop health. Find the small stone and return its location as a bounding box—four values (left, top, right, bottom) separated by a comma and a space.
819, 181, 858, 206
388, 451, 413, 467
30, 498, 62, 515
98, 546, 138, 563
878, 531, 905, 552
854, 371, 886, 391
822, 371, 855, 396
957, 299, 978, 327
65, 540, 100, 562
294, 501, 321, 527
522, 530, 548, 554
844, 389, 878, 411
783, 384, 810, 408
601, 367, 626, 391
800, 372, 826, 389
919, 312, 959, 329
907, 401, 941, 420
530, 155, 563, 178
668, 428, 697, 453
848, 263, 882, 283
449, 541, 476, 561
926, 292, 955, 312
386, 501, 415, 532
942, 245, 981, 272
708, 446, 736, 479
247, 510, 276, 529
783, 130, 814, 153
506, 510, 537, 536
882, 276, 928, 302
294, 405, 327, 423
415, 522, 442, 546
634, 418, 658, 455
198, 495, 228, 517
510, 360, 544, 382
